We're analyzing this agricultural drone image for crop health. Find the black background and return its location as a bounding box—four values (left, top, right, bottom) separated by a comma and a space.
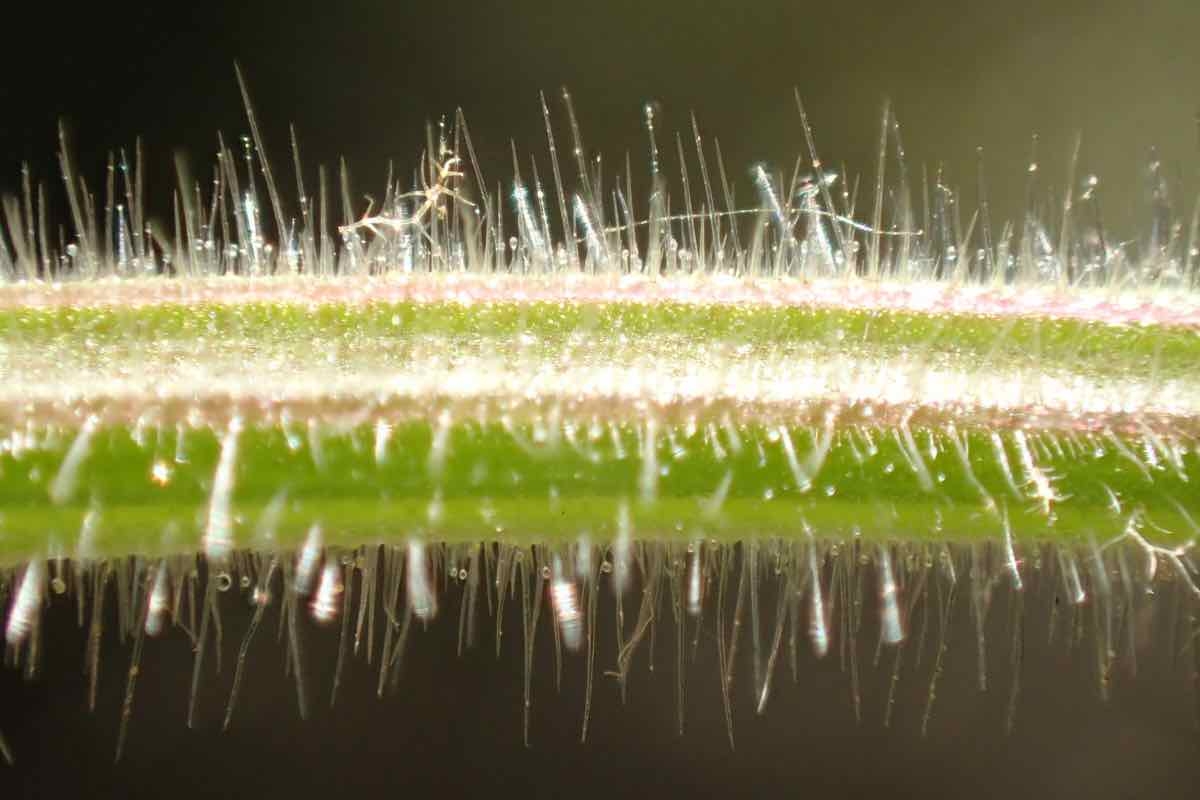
2, 569, 1199, 798
1, 1, 1198, 236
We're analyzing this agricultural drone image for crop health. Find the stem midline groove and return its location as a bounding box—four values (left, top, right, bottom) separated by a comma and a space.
4, 281, 1199, 428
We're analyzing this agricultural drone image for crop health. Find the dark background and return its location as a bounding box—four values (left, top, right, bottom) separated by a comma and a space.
2, 568, 1199, 799
3, 1, 1200, 796
1, 1, 1198, 238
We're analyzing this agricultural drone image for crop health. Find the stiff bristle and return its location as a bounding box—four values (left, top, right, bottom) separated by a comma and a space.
2, 77, 1200, 760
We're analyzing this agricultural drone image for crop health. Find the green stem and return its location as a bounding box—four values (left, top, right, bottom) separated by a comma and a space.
1, 276, 1196, 561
